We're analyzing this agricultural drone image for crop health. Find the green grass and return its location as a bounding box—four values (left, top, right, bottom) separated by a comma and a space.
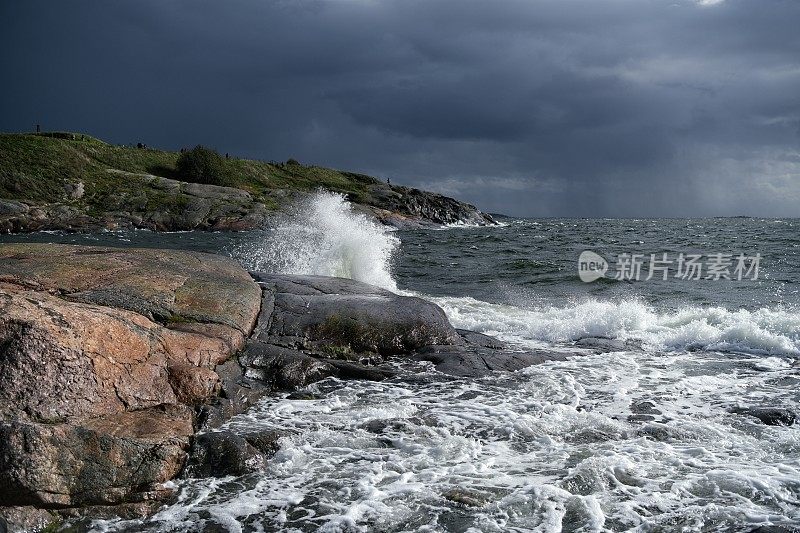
0, 131, 382, 213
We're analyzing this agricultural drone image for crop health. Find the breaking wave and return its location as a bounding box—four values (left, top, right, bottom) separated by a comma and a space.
237, 191, 400, 292
434, 295, 800, 357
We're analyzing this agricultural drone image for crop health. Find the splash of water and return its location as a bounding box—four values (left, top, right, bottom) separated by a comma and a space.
238, 191, 400, 291
434, 295, 800, 356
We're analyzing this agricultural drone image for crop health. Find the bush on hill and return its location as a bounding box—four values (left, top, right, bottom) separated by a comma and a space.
175, 145, 229, 186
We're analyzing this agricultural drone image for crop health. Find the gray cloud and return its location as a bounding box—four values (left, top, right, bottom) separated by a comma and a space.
1, 0, 798, 217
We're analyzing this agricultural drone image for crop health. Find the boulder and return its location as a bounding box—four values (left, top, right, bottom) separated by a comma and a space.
442, 488, 492, 508
251, 273, 461, 355
456, 328, 506, 349
0, 243, 261, 341
0, 506, 59, 533
0, 288, 178, 422
241, 273, 545, 388
575, 336, 643, 352
197, 359, 270, 429
0, 405, 192, 507
0, 200, 28, 216
320, 358, 398, 381
240, 341, 339, 390
184, 431, 265, 478
412, 344, 566, 378
0, 244, 262, 511
408, 329, 567, 378
240, 341, 396, 391
64, 181, 85, 200
0, 287, 248, 423
238, 273, 461, 391
185, 429, 286, 478
734, 407, 796, 426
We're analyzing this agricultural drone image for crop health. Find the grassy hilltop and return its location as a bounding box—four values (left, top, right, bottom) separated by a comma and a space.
0, 132, 379, 212
0, 131, 494, 232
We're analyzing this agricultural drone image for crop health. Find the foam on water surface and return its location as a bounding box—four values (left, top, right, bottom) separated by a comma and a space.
434, 295, 800, 358
95, 349, 800, 532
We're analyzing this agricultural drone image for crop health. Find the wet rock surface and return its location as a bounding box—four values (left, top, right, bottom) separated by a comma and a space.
197, 359, 270, 429
250, 272, 461, 355
242, 273, 560, 383
733, 407, 796, 426
412, 343, 568, 378
187, 431, 264, 478
574, 336, 644, 353
241, 341, 341, 390
185, 428, 288, 479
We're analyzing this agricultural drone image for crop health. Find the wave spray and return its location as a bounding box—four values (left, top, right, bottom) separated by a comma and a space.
238, 191, 400, 291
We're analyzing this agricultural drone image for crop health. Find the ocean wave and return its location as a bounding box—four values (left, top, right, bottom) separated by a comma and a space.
236, 191, 399, 291
435, 220, 510, 229
433, 295, 800, 357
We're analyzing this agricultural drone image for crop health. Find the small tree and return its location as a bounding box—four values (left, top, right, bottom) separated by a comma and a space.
175, 145, 229, 185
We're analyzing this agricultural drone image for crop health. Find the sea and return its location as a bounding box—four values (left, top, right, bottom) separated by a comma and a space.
2, 192, 798, 532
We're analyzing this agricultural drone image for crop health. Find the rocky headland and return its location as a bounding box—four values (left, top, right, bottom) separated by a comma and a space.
0, 243, 540, 531
0, 132, 495, 233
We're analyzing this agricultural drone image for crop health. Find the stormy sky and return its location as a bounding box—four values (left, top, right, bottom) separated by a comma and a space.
2, 1, 799, 217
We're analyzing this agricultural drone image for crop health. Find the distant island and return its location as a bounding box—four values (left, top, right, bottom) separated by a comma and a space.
0, 131, 494, 233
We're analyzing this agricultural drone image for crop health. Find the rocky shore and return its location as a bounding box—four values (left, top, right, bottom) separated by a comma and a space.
0, 243, 537, 532
0, 133, 496, 233
0, 180, 494, 234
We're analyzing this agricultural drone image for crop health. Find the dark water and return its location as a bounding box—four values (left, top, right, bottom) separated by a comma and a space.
2, 198, 799, 532
395, 217, 798, 311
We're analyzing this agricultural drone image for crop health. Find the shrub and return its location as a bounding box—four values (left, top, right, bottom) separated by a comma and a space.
175, 145, 229, 186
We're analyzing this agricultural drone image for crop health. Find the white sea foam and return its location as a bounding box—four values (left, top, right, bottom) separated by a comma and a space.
433, 295, 800, 357
237, 191, 399, 291
436, 220, 510, 229
95, 348, 800, 532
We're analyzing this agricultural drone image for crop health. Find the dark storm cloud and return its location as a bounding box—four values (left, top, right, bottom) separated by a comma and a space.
2, 0, 799, 216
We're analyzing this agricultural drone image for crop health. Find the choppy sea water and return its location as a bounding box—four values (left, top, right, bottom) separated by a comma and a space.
2, 193, 798, 532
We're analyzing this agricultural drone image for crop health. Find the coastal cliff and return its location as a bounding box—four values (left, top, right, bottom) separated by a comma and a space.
0, 132, 494, 233
0, 243, 542, 531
